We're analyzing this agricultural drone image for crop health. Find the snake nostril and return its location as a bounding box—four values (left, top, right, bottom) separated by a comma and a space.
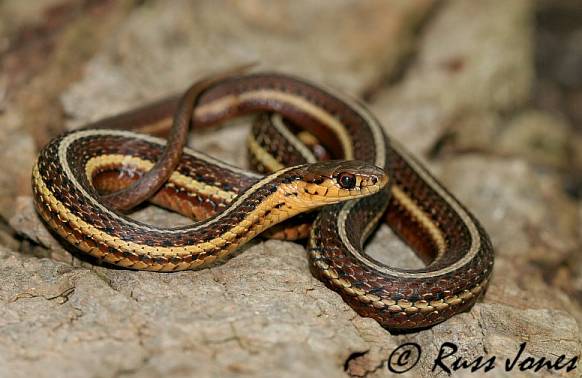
371, 176, 378, 185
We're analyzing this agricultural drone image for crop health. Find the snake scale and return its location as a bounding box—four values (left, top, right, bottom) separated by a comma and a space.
32, 71, 494, 329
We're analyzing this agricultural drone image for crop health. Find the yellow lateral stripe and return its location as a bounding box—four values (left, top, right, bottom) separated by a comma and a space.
246, 136, 285, 171
34, 163, 287, 258
85, 154, 237, 202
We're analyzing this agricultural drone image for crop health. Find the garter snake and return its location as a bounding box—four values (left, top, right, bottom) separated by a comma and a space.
32, 71, 494, 329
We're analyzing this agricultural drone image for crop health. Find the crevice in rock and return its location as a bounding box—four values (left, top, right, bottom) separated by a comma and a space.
344, 350, 370, 377
472, 309, 489, 356
9, 285, 76, 305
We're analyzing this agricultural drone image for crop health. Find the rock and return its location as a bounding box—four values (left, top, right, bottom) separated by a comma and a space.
0, 223, 18, 252
437, 111, 501, 156
440, 156, 578, 263
0, 119, 36, 220
497, 111, 571, 168
0, 0, 133, 223
366, 225, 424, 270
0, 0, 65, 44
61, 0, 434, 127
433, 109, 574, 170
0, 242, 395, 378
395, 303, 580, 376
372, 0, 534, 155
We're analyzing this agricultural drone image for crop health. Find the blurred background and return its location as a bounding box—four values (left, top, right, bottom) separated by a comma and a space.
0, 1, 580, 377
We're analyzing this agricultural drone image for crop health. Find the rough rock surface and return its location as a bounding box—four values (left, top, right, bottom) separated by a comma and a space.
1, 1, 581, 377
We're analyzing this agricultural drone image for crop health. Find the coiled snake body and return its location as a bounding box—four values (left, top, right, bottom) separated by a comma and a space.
32, 72, 494, 329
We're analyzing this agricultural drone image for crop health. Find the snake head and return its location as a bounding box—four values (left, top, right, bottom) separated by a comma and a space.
282, 160, 388, 206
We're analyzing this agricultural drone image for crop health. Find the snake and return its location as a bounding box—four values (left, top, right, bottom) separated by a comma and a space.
31, 71, 494, 329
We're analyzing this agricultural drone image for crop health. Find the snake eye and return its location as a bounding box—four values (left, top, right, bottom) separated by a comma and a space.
337, 173, 356, 189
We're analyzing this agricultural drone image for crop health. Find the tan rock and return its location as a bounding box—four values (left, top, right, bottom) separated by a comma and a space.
62, 0, 434, 128
0, 121, 35, 220
372, 0, 534, 155
497, 111, 571, 168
